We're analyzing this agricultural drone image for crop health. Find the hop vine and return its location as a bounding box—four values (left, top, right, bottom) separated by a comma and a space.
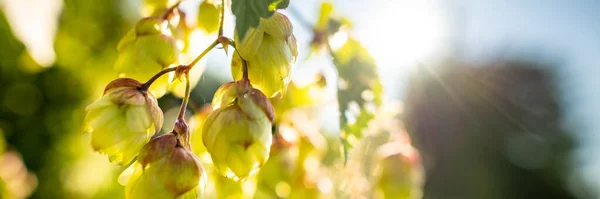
81, 1, 423, 198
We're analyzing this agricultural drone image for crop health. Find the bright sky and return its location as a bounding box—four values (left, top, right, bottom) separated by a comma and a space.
0, 0, 62, 67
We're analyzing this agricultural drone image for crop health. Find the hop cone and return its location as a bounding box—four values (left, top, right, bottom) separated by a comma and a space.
85, 78, 163, 165
202, 80, 274, 180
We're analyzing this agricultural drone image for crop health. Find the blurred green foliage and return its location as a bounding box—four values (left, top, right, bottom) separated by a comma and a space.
0, 0, 130, 198
333, 38, 383, 139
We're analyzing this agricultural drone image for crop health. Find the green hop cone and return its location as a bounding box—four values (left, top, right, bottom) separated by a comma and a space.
115, 17, 179, 98
373, 142, 424, 199
84, 78, 163, 165
122, 133, 207, 199
232, 12, 298, 98
202, 79, 275, 181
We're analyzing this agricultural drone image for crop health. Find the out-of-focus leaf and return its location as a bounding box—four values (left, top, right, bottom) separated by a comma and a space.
332, 38, 383, 155
310, 2, 345, 56
197, 1, 221, 34
316, 2, 333, 31
271, 79, 326, 121
341, 121, 424, 198
231, 0, 288, 40
256, 112, 329, 198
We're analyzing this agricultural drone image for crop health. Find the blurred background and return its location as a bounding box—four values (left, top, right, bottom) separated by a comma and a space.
0, 0, 599, 198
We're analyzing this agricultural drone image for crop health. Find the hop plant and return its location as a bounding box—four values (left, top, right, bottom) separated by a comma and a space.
202, 79, 275, 180
122, 133, 206, 199
76, 1, 419, 198
84, 78, 163, 165
232, 12, 298, 98
114, 17, 179, 98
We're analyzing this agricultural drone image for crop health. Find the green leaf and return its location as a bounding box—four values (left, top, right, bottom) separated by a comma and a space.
272, 80, 324, 121
231, 0, 288, 39
276, 0, 290, 9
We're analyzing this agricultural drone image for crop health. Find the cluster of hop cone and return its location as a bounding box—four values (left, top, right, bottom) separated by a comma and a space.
82, 1, 423, 198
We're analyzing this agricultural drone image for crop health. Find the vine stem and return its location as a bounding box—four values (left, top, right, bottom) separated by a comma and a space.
241, 57, 249, 80
141, 67, 177, 90
188, 39, 219, 70
177, 73, 192, 121
218, 0, 225, 36
141, 38, 219, 91
173, 39, 219, 121
162, 1, 182, 20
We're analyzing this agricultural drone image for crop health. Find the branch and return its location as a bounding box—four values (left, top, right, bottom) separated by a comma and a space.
161, 1, 182, 20
187, 39, 219, 70
141, 67, 178, 91
141, 38, 220, 92
177, 73, 192, 120
242, 57, 249, 80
